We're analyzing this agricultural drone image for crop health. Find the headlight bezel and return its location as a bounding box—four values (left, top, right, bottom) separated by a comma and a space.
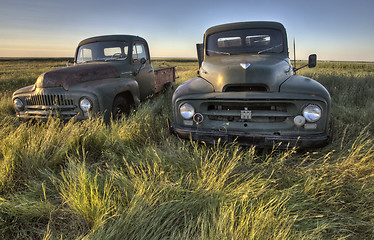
302, 104, 322, 123
13, 98, 24, 111
179, 103, 195, 120
79, 97, 92, 112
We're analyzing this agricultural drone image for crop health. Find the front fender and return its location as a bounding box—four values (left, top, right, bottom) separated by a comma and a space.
172, 77, 214, 103
12, 85, 35, 98
73, 77, 140, 120
279, 75, 331, 105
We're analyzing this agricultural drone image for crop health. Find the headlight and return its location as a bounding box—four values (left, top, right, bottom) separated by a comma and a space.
179, 103, 195, 119
13, 98, 24, 111
80, 97, 92, 112
302, 104, 321, 122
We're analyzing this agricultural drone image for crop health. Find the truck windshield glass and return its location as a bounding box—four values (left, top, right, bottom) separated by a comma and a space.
76, 41, 129, 63
206, 28, 283, 56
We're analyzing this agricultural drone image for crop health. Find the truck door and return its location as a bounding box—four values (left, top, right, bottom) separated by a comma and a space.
132, 42, 155, 100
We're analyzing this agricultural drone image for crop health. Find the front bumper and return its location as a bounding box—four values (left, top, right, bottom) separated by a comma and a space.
172, 124, 330, 149
16, 109, 89, 122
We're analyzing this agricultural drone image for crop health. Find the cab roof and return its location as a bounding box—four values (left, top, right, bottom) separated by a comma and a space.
205, 21, 286, 36
77, 35, 146, 47
203, 21, 288, 56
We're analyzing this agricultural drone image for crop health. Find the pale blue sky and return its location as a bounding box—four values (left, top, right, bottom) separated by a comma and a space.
0, 0, 373, 61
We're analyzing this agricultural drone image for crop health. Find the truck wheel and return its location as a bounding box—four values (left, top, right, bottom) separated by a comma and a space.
112, 96, 130, 120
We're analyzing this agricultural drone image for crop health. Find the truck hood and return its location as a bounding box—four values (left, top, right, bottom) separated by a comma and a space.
200, 55, 292, 92
35, 63, 120, 90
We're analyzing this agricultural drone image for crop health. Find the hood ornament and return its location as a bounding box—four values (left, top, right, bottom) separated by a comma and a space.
240, 63, 251, 69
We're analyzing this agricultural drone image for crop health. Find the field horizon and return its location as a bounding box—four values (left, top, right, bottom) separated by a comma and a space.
2, 56, 374, 63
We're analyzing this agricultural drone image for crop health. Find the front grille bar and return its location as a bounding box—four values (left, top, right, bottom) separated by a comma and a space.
26, 94, 74, 106
205, 102, 293, 123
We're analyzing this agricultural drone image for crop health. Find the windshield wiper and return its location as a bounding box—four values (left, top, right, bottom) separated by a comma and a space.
207, 49, 231, 55
258, 44, 283, 54
105, 54, 127, 61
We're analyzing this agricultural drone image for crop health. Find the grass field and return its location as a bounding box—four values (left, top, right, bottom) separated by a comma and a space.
0, 58, 373, 239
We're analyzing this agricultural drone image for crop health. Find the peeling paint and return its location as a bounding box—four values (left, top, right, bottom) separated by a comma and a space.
35, 63, 119, 90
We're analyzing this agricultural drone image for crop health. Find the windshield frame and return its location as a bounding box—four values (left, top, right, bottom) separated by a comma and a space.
75, 40, 129, 64
206, 28, 284, 56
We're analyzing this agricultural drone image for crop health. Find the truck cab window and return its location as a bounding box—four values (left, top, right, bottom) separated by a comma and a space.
132, 43, 148, 62
77, 48, 93, 62
207, 28, 282, 55
104, 47, 122, 56
217, 37, 241, 47
76, 41, 128, 63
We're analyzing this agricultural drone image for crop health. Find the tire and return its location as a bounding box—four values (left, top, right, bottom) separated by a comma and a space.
112, 96, 130, 120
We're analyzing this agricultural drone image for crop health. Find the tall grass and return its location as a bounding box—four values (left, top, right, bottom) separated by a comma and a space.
0, 59, 373, 239
55, 156, 116, 232
299, 62, 374, 140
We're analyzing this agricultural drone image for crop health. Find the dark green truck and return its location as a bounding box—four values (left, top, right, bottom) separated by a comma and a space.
12, 35, 175, 122
171, 21, 331, 148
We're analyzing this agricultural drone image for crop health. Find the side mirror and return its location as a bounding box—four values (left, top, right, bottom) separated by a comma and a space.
134, 58, 147, 76
308, 54, 317, 68
196, 43, 204, 68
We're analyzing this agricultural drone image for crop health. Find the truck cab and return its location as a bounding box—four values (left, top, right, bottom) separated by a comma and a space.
12, 35, 175, 122
171, 21, 331, 148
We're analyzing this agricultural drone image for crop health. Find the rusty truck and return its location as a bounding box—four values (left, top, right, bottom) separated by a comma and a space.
12, 35, 175, 122
171, 21, 332, 148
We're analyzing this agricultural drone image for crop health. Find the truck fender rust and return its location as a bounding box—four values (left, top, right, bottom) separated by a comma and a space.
102, 78, 140, 121
75, 77, 140, 121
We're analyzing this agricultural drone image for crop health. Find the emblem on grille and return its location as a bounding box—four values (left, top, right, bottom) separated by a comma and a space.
240, 63, 251, 69
241, 107, 252, 120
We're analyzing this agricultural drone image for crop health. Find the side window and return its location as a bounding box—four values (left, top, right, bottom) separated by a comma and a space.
132, 43, 148, 62
77, 48, 92, 63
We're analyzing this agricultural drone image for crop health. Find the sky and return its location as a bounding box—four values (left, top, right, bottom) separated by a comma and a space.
0, 0, 373, 61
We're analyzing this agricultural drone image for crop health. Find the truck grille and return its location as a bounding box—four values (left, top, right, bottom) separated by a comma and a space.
205, 102, 293, 122
25, 94, 74, 106
23, 93, 78, 120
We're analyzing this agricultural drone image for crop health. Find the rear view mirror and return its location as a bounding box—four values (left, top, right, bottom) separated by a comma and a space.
308, 54, 317, 68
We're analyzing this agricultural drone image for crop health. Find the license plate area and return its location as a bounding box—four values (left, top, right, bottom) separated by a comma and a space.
241, 108, 252, 120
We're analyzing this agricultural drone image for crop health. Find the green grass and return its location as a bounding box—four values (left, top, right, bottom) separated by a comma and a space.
0, 59, 373, 239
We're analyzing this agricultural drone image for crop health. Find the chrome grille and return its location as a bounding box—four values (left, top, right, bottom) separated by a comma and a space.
25, 94, 74, 106
23, 93, 78, 120
205, 102, 293, 122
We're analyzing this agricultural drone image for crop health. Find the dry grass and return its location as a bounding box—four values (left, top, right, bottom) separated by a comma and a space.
0, 59, 373, 239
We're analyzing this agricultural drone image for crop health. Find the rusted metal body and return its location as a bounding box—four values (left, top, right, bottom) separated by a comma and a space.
171, 21, 332, 148
12, 35, 175, 122
36, 64, 120, 90
154, 67, 175, 93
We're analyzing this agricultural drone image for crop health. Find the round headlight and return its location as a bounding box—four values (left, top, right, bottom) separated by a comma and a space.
13, 98, 24, 111
302, 104, 322, 122
179, 103, 195, 119
80, 97, 92, 112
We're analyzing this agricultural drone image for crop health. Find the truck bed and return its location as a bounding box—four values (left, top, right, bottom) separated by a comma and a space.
154, 66, 175, 93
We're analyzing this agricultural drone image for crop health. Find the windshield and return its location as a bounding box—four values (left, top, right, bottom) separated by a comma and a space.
76, 41, 128, 63
206, 28, 283, 56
